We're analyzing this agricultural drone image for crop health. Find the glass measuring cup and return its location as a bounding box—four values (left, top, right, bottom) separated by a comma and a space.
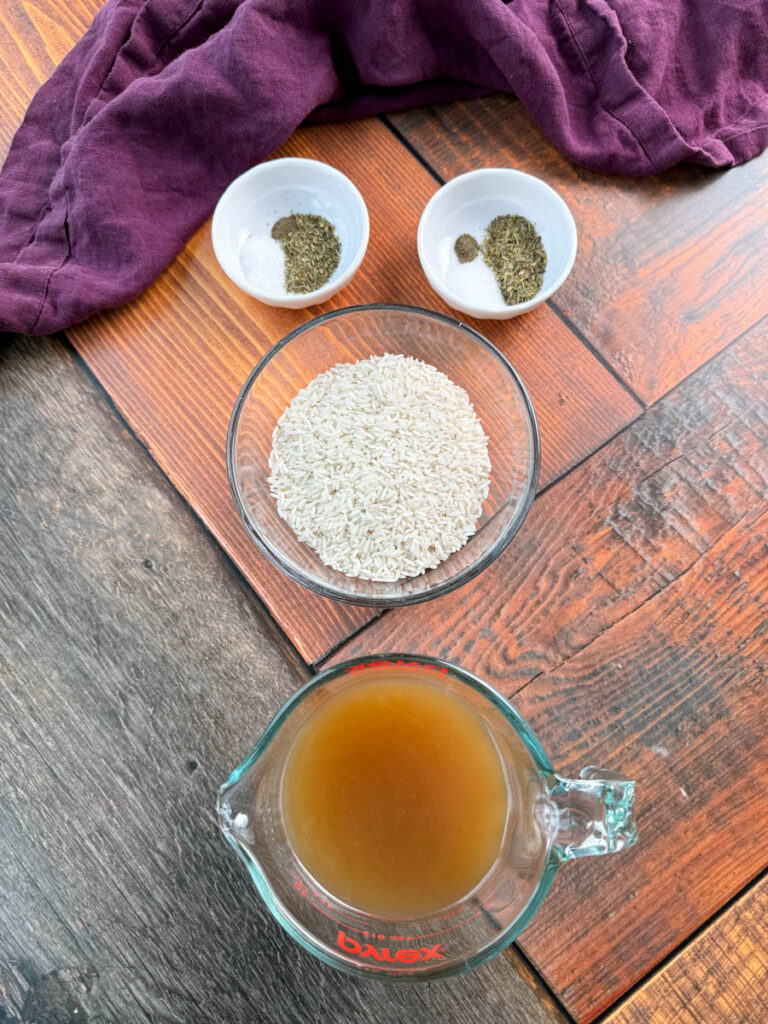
216, 656, 637, 979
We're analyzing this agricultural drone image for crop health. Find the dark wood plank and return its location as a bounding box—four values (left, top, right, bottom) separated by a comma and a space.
331, 322, 768, 1021
606, 876, 768, 1024
68, 116, 640, 661
388, 96, 768, 404
0, 0, 377, 662
67, 213, 378, 663
0, 332, 567, 1024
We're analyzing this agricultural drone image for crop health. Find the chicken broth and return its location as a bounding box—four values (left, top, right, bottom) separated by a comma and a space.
281, 670, 509, 918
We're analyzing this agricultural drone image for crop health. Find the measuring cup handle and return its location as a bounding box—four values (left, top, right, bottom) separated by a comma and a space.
549, 766, 638, 860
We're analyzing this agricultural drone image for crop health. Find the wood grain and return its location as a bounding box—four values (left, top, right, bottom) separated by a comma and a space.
389, 96, 768, 404
513, 501, 767, 1022
4, 7, 765, 1016
329, 323, 767, 690
607, 876, 768, 1024
0, 0, 369, 656
332, 322, 768, 1021
66, 116, 640, 662
0, 332, 567, 1024
0, 0, 99, 155
0, 0, 640, 660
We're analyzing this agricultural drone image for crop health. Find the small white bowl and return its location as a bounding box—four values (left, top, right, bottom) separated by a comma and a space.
211, 157, 369, 309
417, 168, 577, 320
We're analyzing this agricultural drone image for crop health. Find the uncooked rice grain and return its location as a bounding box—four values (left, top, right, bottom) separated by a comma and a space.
268, 353, 491, 582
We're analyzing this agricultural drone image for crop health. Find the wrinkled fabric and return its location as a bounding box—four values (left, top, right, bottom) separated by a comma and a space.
2, 0, 767, 334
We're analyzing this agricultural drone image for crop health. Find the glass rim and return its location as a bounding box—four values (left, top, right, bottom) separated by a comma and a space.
218, 653, 561, 980
225, 302, 541, 607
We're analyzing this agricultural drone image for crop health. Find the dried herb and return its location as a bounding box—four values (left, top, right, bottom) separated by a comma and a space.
271, 214, 300, 242
481, 214, 547, 305
454, 233, 479, 263
271, 213, 341, 294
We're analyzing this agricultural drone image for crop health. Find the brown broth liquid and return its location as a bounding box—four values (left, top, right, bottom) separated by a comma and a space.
281, 672, 509, 918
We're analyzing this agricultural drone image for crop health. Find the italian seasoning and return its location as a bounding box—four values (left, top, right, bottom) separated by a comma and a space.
271, 213, 341, 294
481, 214, 546, 305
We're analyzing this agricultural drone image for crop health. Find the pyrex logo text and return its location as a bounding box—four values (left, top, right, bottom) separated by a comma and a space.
337, 930, 444, 963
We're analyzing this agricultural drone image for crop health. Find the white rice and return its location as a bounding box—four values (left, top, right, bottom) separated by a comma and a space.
268, 353, 491, 582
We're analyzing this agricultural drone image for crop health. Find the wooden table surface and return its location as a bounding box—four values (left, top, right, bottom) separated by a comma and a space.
1, 2, 767, 1022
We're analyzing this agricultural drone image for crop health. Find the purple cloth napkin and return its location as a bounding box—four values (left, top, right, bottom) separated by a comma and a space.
2, 0, 768, 335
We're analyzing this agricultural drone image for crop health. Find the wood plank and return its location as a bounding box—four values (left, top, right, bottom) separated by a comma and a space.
606, 876, 768, 1024
0, 2, 639, 661
67, 115, 640, 662
388, 96, 768, 404
329, 322, 767, 689
0, 332, 567, 1024
331, 322, 768, 1021
0, 0, 100, 156
512, 504, 767, 1022
0, 0, 374, 658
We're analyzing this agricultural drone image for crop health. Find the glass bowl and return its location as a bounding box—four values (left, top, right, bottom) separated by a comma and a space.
227, 304, 539, 606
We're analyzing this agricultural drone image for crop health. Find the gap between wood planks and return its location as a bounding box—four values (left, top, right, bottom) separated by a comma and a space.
54, 284, 763, 1024
313, 307, 764, 675
53, 327, 575, 1022
51, 103, 657, 681
504, 942, 578, 1024
590, 863, 768, 1024
55, 330, 312, 677
308, 312, 767, 1016
56, 268, 765, 1023
53, 152, 766, 1024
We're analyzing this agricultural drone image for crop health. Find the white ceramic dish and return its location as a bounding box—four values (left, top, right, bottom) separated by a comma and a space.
417, 168, 577, 320
211, 157, 369, 309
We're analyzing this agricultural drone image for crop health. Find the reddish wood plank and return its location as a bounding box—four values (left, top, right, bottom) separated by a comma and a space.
329, 324, 767, 688
513, 504, 767, 1021
606, 876, 768, 1024
0, 3, 638, 661
0, 3, 373, 660
67, 221, 375, 662
0, 0, 99, 157
1, 5, 766, 1015
66, 116, 639, 662
331, 323, 768, 1020
389, 97, 768, 404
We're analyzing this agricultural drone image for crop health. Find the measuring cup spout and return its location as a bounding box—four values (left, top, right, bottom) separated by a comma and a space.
216, 778, 256, 849
549, 766, 637, 860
